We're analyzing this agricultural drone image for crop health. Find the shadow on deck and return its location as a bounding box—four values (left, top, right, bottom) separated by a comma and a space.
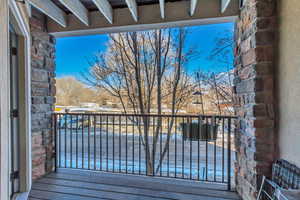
29, 169, 241, 200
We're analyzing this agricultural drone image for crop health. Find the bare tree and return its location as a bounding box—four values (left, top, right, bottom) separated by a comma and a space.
56, 76, 116, 107
194, 30, 235, 115
84, 28, 196, 174
56, 77, 95, 106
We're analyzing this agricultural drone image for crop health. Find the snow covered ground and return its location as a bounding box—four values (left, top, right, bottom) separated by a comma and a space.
56, 129, 235, 184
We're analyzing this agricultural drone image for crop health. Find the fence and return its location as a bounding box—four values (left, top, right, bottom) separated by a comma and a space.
53, 113, 236, 190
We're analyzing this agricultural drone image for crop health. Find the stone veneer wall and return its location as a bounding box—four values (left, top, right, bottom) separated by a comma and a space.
234, 0, 277, 199
30, 11, 56, 180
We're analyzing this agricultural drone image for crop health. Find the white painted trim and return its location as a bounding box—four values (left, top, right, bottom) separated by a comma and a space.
9, 0, 30, 37
9, 0, 32, 196
48, 0, 240, 37
58, 0, 89, 26
0, 0, 10, 199
27, 0, 67, 27
221, 0, 231, 13
92, 0, 113, 24
125, 0, 138, 22
51, 16, 238, 38
159, 0, 165, 19
190, 0, 198, 16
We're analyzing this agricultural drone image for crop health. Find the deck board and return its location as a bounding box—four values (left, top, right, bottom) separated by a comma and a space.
30, 169, 241, 200
29, 190, 103, 200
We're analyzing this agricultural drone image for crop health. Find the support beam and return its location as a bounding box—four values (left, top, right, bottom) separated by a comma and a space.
190, 0, 198, 16
58, 0, 89, 26
27, 0, 67, 27
159, 0, 165, 19
221, 0, 231, 13
92, 0, 113, 24
48, 0, 240, 37
125, 0, 138, 22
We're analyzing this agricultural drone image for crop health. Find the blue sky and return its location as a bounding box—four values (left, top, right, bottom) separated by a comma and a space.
56, 22, 234, 79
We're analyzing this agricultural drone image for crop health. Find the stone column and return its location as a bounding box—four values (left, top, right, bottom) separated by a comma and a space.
30, 11, 56, 180
234, 0, 277, 199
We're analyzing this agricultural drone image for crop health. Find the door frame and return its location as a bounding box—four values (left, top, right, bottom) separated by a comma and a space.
0, 0, 31, 199
0, 0, 10, 198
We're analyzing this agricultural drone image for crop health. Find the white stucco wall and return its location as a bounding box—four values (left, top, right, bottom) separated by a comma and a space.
277, 0, 300, 167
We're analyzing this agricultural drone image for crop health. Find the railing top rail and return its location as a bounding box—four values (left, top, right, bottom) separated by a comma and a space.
53, 112, 237, 119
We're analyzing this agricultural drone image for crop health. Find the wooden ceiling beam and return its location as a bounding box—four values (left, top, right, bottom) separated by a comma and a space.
221, 0, 231, 13
27, 0, 67, 27
92, 0, 113, 24
159, 0, 165, 19
58, 0, 89, 26
125, 0, 138, 22
190, 0, 198, 16
48, 0, 240, 37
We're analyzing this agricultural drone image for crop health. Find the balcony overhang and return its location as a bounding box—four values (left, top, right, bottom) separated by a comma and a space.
26, 0, 239, 37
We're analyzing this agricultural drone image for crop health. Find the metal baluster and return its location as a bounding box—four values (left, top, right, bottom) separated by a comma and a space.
64, 114, 67, 168
205, 117, 208, 181
190, 117, 192, 180
94, 115, 96, 170
119, 115, 121, 172
51, 113, 235, 183
76, 115, 78, 169
227, 118, 232, 191
197, 116, 200, 181
214, 117, 217, 182
70, 115, 73, 168
54, 114, 57, 171
112, 115, 115, 172
106, 115, 109, 171
82, 114, 84, 169
132, 115, 135, 174
222, 117, 225, 183
88, 115, 91, 170
100, 115, 103, 171
160, 117, 162, 177
175, 116, 177, 178
167, 116, 170, 177
59, 114, 62, 168
152, 116, 155, 176
125, 116, 128, 174
138, 116, 141, 175
182, 117, 185, 179
145, 116, 148, 176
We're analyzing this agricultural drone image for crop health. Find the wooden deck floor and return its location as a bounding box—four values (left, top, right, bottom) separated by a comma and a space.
29, 169, 241, 200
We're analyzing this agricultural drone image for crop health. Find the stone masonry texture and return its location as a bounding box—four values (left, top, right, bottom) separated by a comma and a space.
30, 11, 56, 180
234, 0, 277, 199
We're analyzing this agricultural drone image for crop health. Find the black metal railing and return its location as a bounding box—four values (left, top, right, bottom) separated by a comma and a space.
53, 113, 236, 190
